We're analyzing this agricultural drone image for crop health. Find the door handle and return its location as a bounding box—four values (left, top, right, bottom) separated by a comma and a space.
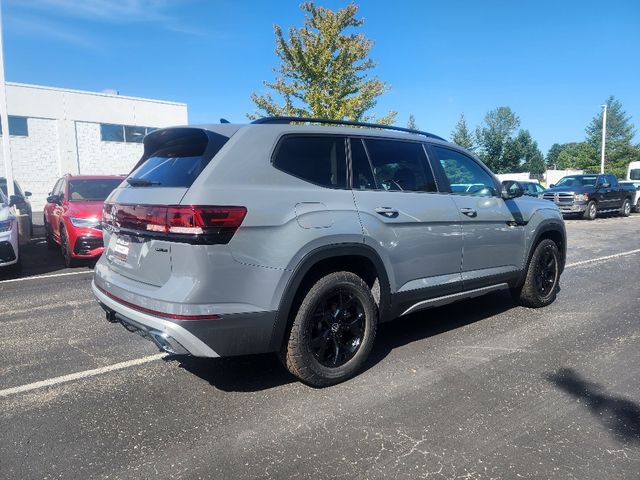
460, 208, 477, 217
375, 207, 399, 218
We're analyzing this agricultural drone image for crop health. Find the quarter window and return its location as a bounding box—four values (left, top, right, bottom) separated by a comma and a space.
431, 146, 498, 197
362, 139, 437, 192
273, 136, 347, 189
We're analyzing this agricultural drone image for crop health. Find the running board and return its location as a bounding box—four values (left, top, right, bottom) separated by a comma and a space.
400, 283, 509, 316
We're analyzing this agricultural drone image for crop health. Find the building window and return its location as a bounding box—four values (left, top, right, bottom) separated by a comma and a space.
101, 123, 157, 143
0, 116, 29, 137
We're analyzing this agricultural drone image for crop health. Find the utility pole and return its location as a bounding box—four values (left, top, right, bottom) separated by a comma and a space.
600, 104, 607, 174
0, 0, 14, 199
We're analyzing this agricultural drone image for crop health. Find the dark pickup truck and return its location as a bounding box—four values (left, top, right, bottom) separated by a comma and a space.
542, 173, 635, 220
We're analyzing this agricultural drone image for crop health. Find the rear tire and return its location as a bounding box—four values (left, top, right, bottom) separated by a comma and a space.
515, 239, 560, 308
636, 198, 640, 213
620, 198, 631, 217
583, 201, 597, 220
281, 271, 377, 387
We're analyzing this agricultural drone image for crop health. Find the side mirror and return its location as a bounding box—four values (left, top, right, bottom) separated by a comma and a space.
9, 195, 20, 207
501, 180, 524, 200
549, 184, 555, 188
46, 194, 61, 205
24, 191, 32, 197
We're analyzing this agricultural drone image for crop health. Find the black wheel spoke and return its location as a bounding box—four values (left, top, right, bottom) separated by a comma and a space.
308, 287, 367, 368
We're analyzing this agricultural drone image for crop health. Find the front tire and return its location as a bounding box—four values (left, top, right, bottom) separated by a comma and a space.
515, 239, 560, 308
60, 226, 79, 268
620, 198, 631, 217
583, 201, 597, 220
282, 271, 378, 387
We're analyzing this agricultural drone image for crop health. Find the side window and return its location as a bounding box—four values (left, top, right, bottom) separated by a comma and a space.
526, 183, 537, 195
363, 139, 437, 192
431, 146, 498, 197
52, 179, 63, 196
350, 138, 376, 190
274, 136, 346, 189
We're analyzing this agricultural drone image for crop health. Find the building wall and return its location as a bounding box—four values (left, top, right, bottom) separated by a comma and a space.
75, 122, 143, 176
0, 83, 188, 210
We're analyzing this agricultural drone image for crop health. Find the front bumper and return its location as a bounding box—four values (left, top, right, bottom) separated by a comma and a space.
557, 202, 587, 214
67, 224, 104, 258
0, 227, 19, 266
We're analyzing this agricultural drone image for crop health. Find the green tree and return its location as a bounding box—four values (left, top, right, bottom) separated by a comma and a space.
554, 142, 599, 172
406, 114, 418, 130
249, 2, 396, 124
546, 143, 563, 169
585, 96, 639, 177
450, 113, 474, 151
475, 107, 520, 172
502, 129, 545, 174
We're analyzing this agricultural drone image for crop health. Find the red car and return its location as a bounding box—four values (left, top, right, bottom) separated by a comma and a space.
44, 174, 124, 267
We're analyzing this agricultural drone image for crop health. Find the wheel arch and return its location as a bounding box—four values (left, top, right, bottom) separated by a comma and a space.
517, 221, 566, 288
268, 243, 391, 352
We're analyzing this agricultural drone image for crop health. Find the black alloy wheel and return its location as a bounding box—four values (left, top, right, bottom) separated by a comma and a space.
308, 288, 366, 368
534, 246, 558, 301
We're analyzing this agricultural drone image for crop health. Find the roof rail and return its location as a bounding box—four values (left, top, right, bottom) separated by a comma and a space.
251, 116, 445, 141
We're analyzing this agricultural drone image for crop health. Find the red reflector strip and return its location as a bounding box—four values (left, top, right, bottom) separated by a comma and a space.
97, 285, 220, 321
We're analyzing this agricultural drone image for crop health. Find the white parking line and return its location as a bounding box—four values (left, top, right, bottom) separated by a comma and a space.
565, 248, 640, 268
1, 248, 640, 399
0, 270, 93, 285
0, 353, 168, 398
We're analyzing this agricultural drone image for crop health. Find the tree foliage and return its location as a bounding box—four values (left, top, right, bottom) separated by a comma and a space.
584, 96, 639, 177
474, 107, 520, 173
406, 114, 418, 130
502, 130, 545, 174
249, 2, 396, 124
450, 113, 474, 151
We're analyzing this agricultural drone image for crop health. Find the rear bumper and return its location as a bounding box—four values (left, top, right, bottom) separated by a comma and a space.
92, 280, 278, 357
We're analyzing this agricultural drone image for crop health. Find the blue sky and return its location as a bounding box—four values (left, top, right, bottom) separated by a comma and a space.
3, 0, 639, 154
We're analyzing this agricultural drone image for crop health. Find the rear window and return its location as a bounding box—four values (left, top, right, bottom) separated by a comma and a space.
273, 136, 347, 189
68, 179, 122, 202
128, 129, 229, 188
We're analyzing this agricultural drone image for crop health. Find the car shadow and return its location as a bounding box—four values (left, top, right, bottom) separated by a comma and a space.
545, 367, 640, 444
171, 290, 517, 393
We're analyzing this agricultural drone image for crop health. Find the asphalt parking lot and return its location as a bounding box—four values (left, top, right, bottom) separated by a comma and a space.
1, 215, 639, 479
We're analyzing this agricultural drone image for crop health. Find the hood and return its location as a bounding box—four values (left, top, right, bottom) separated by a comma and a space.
504, 195, 558, 223
66, 201, 104, 221
544, 186, 592, 194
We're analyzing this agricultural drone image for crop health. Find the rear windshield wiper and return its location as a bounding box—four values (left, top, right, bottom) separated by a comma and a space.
126, 178, 161, 187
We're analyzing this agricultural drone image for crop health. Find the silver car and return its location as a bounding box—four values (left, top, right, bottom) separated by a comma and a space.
93, 117, 566, 387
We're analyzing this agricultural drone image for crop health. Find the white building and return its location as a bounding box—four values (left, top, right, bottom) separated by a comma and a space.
0, 82, 188, 209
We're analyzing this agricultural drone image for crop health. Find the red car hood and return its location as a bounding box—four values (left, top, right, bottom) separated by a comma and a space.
67, 201, 104, 221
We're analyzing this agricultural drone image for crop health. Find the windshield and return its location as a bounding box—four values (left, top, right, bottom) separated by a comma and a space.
555, 176, 597, 187
68, 179, 122, 202
630, 169, 640, 180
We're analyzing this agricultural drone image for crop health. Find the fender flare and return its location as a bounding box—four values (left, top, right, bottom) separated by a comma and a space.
516, 221, 566, 287
268, 243, 391, 351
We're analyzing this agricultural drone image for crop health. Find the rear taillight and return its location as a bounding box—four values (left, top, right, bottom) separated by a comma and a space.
103, 203, 247, 244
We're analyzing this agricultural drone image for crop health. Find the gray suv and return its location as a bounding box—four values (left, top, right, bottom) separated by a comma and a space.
93, 117, 566, 387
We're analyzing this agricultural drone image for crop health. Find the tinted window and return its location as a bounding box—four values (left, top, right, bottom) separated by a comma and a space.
52, 179, 64, 196
431, 146, 498, 196
124, 126, 147, 143
0, 179, 24, 197
630, 169, 640, 180
129, 130, 227, 188
101, 124, 124, 142
68, 179, 122, 202
556, 176, 597, 187
350, 138, 376, 190
274, 136, 346, 189
363, 139, 436, 192
0, 116, 29, 137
